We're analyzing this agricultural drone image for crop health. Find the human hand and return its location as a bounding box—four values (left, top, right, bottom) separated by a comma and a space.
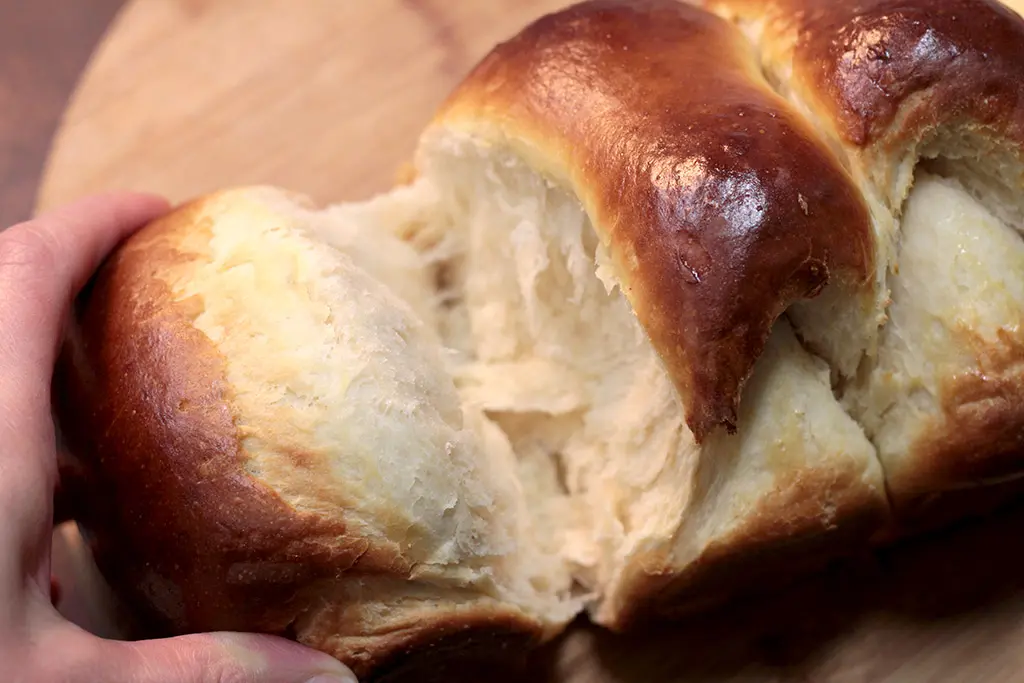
0, 192, 357, 683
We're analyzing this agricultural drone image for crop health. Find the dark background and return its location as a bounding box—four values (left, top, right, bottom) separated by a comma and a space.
0, 0, 122, 226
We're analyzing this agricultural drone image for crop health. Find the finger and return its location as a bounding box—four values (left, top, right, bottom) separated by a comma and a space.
35, 624, 358, 683
0, 193, 168, 605
0, 192, 169, 401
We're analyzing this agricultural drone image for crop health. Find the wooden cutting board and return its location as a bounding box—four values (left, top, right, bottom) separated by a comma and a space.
38, 1, 1024, 681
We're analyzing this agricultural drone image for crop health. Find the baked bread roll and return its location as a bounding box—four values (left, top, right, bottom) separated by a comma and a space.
702, 0, 1024, 521
55, 0, 1024, 678
59, 186, 582, 680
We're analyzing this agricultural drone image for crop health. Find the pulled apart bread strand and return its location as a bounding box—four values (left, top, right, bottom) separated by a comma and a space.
55, 0, 1024, 679
418, 0, 891, 627
702, 0, 1024, 521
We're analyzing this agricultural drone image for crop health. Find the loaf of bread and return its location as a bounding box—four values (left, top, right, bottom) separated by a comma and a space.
56, 0, 1024, 679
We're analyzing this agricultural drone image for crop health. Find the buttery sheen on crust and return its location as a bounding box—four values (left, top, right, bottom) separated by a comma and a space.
56, 0, 1024, 678
430, 0, 877, 441
702, 0, 1024, 517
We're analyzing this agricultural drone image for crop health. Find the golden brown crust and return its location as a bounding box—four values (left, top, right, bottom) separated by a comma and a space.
299, 605, 540, 682
53, 0, 1024, 663
61, 203, 361, 633
604, 464, 890, 629
430, 0, 874, 441
55, 200, 544, 679
886, 329, 1024, 521
706, 0, 1024, 149
705, 0, 1024, 518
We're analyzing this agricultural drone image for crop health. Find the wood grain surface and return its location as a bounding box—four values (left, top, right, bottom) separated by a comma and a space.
38, 1, 1024, 681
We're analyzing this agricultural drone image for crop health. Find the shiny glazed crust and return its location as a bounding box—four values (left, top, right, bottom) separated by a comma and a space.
701, 0, 1024, 518
429, 0, 876, 441
53, 0, 1024, 676
705, 0, 1024, 149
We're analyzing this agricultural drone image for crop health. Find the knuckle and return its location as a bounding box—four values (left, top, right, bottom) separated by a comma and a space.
209, 668, 252, 683
0, 225, 59, 296
188, 645, 252, 683
0, 224, 59, 281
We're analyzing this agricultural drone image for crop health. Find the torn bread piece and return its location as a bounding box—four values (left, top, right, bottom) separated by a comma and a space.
704, 0, 1024, 521
413, 128, 887, 627
54, 0, 1024, 677
58, 186, 580, 681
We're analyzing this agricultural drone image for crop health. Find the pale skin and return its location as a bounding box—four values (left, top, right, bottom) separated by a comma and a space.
0, 192, 356, 683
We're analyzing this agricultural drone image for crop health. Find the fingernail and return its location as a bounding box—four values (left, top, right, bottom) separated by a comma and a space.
212, 633, 358, 683
304, 675, 358, 683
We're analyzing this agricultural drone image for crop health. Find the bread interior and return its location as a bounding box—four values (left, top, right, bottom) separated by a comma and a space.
322, 130, 883, 625
167, 127, 1024, 634
842, 150, 1024, 495
717, 8, 1024, 503
211, 185, 582, 637
278, 120, 1024, 627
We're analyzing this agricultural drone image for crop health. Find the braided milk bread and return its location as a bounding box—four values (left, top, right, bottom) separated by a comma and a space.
55, 0, 1024, 678
702, 0, 1024, 520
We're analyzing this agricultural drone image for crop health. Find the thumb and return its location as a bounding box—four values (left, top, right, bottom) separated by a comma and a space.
36, 624, 357, 683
